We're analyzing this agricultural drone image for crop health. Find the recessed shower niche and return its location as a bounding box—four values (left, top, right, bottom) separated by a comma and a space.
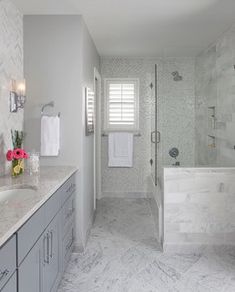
208, 106, 216, 130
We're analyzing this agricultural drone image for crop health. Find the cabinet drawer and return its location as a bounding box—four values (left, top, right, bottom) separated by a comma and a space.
0, 236, 16, 291
62, 225, 75, 270
61, 174, 76, 206
1, 272, 17, 292
44, 188, 61, 225
17, 206, 45, 265
62, 193, 75, 236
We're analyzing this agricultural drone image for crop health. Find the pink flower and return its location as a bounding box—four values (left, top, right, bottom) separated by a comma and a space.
13, 148, 24, 160
6, 150, 14, 161
23, 150, 29, 159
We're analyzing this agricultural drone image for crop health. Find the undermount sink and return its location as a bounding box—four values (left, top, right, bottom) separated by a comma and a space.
0, 188, 37, 204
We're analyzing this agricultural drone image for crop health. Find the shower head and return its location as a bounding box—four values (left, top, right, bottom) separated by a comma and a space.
171, 71, 183, 81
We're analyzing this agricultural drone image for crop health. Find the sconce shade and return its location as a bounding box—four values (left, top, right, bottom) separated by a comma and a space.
10, 79, 26, 112
16, 79, 26, 96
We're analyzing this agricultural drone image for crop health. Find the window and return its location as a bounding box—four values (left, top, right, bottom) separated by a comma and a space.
104, 78, 139, 132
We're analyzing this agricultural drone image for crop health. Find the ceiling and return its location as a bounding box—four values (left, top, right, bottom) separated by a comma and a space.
12, 0, 235, 57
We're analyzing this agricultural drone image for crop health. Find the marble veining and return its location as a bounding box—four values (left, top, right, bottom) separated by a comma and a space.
0, 166, 77, 247
164, 167, 235, 247
58, 198, 235, 292
195, 23, 235, 166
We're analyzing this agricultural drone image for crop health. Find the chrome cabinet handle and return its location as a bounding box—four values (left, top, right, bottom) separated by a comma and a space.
0, 269, 9, 282
50, 231, 53, 259
43, 234, 49, 264
46, 233, 50, 264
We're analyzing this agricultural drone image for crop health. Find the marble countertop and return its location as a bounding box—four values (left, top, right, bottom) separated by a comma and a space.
0, 166, 77, 248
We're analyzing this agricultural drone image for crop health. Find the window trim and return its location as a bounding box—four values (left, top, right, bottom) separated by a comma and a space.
104, 78, 140, 132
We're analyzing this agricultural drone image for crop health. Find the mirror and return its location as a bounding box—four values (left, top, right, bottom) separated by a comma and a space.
85, 87, 95, 136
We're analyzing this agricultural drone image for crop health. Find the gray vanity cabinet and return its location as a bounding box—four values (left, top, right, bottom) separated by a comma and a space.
42, 213, 61, 292
18, 213, 61, 292
0, 235, 16, 291
1, 273, 17, 292
17, 173, 76, 292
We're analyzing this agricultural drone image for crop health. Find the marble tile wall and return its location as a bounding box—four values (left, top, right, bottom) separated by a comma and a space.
195, 24, 235, 166
101, 58, 195, 197
0, 0, 24, 175
164, 167, 235, 248
158, 58, 195, 168
101, 58, 153, 196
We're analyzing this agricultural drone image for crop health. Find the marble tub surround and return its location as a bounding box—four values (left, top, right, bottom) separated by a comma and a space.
58, 198, 235, 292
0, 166, 77, 247
164, 167, 235, 249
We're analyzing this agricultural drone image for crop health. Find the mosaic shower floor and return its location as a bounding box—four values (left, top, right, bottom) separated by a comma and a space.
58, 198, 235, 292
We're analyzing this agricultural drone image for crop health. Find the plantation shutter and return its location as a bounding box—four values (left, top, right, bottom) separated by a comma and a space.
105, 79, 139, 131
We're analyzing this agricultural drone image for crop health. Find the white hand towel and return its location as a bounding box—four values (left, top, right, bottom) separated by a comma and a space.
41, 116, 60, 156
108, 132, 133, 167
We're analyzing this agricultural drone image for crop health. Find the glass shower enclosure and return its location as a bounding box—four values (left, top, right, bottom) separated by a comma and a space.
150, 64, 161, 186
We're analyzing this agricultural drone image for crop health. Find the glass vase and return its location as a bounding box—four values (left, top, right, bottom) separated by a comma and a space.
12, 159, 24, 177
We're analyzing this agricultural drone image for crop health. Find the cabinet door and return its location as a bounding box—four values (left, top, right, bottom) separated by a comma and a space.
42, 213, 61, 292
0, 236, 16, 291
1, 273, 17, 292
18, 237, 42, 292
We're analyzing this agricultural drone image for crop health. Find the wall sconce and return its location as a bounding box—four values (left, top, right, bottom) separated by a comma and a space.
10, 79, 26, 112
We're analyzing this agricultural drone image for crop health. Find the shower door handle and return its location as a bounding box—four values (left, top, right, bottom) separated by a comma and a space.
151, 131, 156, 143
151, 131, 160, 143
156, 131, 161, 143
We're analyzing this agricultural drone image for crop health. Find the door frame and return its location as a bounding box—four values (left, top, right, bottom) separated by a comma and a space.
94, 67, 102, 210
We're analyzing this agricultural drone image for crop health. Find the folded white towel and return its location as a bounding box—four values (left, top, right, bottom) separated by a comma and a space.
108, 132, 133, 167
41, 116, 60, 156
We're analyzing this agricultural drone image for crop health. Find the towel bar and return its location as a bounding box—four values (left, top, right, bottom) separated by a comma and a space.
102, 133, 141, 137
41, 101, 61, 117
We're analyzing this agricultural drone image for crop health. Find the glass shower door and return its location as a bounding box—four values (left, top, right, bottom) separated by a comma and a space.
150, 64, 160, 185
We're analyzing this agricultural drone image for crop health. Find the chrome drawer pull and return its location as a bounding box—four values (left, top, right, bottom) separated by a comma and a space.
46, 233, 50, 263
0, 269, 9, 282
43, 235, 47, 264
50, 231, 53, 259
43, 233, 50, 264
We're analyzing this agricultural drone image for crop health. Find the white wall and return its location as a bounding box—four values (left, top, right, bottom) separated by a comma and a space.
81, 21, 100, 243
0, 0, 23, 175
24, 15, 100, 248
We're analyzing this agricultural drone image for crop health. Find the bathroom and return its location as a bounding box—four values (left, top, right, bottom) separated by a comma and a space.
1, 0, 235, 291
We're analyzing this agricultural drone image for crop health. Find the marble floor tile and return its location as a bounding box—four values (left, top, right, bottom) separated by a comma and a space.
58, 198, 235, 292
